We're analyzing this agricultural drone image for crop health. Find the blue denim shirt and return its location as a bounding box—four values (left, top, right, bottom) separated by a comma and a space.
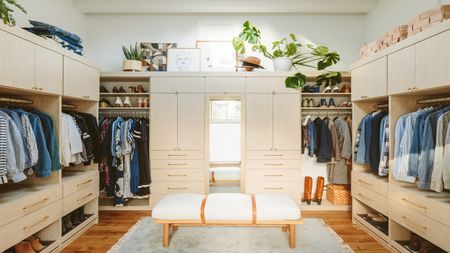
407, 108, 433, 177
356, 114, 372, 164
1, 109, 30, 168
393, 114, 408, 181
307, 120, 315, 158
33, 111, 61, 171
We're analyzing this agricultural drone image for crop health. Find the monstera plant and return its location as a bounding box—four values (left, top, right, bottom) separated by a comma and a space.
233, 21, 341, 89
0, 0, 26, 25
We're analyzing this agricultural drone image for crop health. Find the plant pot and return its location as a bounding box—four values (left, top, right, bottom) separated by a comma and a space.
122, 60, 142, 72
272, 57, 292, 71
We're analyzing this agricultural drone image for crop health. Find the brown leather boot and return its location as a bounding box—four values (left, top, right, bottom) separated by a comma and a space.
14, 241, 35, 253
301, 176, 313, 205
313, 176, 325, 205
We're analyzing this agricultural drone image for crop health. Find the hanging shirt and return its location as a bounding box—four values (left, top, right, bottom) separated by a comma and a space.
393, 114, 415, 182
407, 108, 434, 177
378, 115, 389, 177
430, 111, 450, 192
442, 125, 450, 190
61, 113, 84, 166
369, 111, 387, 174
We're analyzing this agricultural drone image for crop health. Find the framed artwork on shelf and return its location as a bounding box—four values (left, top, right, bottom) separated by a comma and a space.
196, 40, 237, 71
140, 42, 177, 71
167, 48, 201, 72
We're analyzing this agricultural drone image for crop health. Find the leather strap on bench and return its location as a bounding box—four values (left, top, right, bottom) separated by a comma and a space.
200, 196, 208, 224
252, 195, 257, 225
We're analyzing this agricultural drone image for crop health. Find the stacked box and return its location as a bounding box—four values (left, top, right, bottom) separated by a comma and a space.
408, 4, 450, 36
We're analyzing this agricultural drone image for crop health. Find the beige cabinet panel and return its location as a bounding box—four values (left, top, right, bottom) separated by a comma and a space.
150, 93, 178, 150
0, 30, 35, 90
352, 57, 387, 100
388, 46, 415, 94
63, 57, 99, 100
36, 46, 63, 94
151, 77, 204, 93
205, 77, 245, 93
246, 94, 273, 150
178, 94, 204, 150
273, 94, 300, 150
85, 65, 100, 101
246, 77, 298, 93
415, 30, 450, 90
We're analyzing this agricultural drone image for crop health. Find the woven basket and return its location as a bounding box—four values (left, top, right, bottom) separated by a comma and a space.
326, 184, 352, 205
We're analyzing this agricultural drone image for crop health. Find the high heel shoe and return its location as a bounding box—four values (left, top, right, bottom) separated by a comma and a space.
143, 98, 149, 108
115, 97, 124, 107
318, 98, 327, 108
137, 85, 147, 93
123, 97, 132, 107
129, 86, 136, 93
112, 87, 119, 93
118, 86, 127, 93
137, 98, 144, 108
100, 85, 109, 93
328, 98, 336, 108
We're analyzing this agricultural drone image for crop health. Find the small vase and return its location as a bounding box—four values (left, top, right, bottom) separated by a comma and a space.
123, 60, 142, 72
272, 57, 292, 71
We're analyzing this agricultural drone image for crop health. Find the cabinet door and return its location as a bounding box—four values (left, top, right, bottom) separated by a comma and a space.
352, 57, 387, 100
273, 94, 300, 150
0, 30, 35, 90
150, 94, 178, 150
246, 94, 273, 150
178, 94, 204, 151
388, 46, 415, 94
36, 46, 63, 95
84, 65, 100, 101
246, 77, 298, 94
63, 57, 99, 100
415, 30, 450, 90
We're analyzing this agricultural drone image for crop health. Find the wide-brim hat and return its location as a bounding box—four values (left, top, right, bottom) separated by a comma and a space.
238, 56, 265, 71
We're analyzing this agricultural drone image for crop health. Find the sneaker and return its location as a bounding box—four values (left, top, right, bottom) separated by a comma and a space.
99, 98, 112, 108
322, 86, 332, 93
124, 97, 132, 107
308, 99, 315, 107
302, 99, 309, 107
328, 98, 336, 108
115, 97, 124, 107
112, 87, 119, 93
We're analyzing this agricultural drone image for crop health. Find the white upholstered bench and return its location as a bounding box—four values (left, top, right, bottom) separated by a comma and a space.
152, 193, 303, 248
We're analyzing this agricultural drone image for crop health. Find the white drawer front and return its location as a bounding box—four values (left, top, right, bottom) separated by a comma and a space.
151, 160, 204, 169
151, 151, 204, 160
246, 151, 300, 160
63, 170, 99, 197
152, 169, 204, 181
351, 171, 388, 197
151, 182, 205, 194
205, 77, 245, 93
63, 183, 98, 215
245, 181, 301, 194
246, 160, 301, 169
246, 169, 300, 182
151, 77, 204, 93
352, 183, 388, 215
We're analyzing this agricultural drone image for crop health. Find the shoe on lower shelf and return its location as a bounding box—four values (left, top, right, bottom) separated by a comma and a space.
26, 236, 46, 252
14, 241, 35, 253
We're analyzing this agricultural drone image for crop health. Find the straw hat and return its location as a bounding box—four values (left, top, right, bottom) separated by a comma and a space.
239, 56, 265, 71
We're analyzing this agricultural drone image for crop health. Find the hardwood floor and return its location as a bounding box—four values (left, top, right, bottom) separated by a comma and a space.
62, 211, 389, 253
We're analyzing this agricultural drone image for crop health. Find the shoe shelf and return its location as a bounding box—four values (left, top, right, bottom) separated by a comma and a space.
100, 92, 150, 96
99, 107, 149, 110
301, 107, 352, 110
301, 93, 351, 96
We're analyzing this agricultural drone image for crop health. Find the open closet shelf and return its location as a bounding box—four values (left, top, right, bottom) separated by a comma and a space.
301, 93, 351, 97
301, 107, 352, 110
99, 107, 149, 110
100, 93, 150, 96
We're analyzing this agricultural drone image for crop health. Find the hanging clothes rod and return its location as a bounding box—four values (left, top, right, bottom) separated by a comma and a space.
0, 97, 34, 105
374, 104, 388, 109
417, 96, 450, 105
62, 103, 77, 109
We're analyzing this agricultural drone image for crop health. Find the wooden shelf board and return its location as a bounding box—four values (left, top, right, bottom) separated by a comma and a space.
100, 93, 150, 96
301, 93, 352, 96
99, 107, 149, 110
301, 107, 352, 110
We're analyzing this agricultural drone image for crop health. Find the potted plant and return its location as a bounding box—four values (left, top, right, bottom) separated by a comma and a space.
122, 43, 145, 72
0, 0, 26, 26
233, 21, 341, 89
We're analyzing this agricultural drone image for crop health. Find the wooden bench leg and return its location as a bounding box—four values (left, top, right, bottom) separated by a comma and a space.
163, 223, 170, 248
172, 225, 178, 231
289, 224, 296, 248
282, 226, 288, 232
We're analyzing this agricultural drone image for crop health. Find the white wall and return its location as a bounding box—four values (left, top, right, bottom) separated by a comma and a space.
86, 14, 366, 71
13, 0, 88, 47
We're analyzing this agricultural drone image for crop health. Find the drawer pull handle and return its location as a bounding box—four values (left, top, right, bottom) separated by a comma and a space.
361, 96, 368, 99
77, 193, 93, 202
264, 187, 284, 190
264, 163, 284, 166
77, 179, 93, 187
167, 174, 188, 177
167, 163, 187, 166
357, 179, 374, 187
168, 154, 187, 157
264, 174, 284, 177
167, 187, 188, 190
357, 193, 372, 202
23, 197, 49, 210
401, 216, 427, 231
401, 197, 427, 210
263, 154, 283, 157
83, 95, 90, 99
23, 216, 50, 230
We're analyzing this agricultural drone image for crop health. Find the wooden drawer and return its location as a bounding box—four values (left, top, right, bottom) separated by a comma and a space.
352, 183, 388, 215
63, 170, 99, 197
389, 200, 450, 252
389, 185, 450, 228
245, 181, 301, 194
0, 200, 62, 252
246, 77, 298, 94
246, 160, 301, 169
151, 77, 204, 93
151, 182, 205, 194
352, 171, 388, 197
246, 169, 300, 182
0, 185, 62, 227
246, 151, 300, 160
151, 151, 204, 160
63, 183, 98, 215
152, 169, 204, 182
205, 77, 245, 93
151, 160, 204, 169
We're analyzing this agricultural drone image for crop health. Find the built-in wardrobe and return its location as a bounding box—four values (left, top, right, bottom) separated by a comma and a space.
351, 19, 450, 252
0, 24, 100, 252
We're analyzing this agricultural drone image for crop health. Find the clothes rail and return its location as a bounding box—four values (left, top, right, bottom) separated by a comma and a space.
417, 96, 450, 105
62, 103, 77, 109
0, 96, 34, 105
100, 111, 149, 118
374, 104, 389, 109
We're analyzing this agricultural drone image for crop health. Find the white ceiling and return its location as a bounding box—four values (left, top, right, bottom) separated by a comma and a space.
74, 0, 379, 14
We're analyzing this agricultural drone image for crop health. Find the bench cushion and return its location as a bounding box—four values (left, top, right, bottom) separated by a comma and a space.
152, 193, 204, 220
205, 193, 252, 221
255, 194, 301, 221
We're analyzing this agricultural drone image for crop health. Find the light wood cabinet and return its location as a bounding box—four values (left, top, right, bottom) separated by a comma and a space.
152, 77, 204, 93
246, 94, 273, 150
178, 94, 204, 150
415, 30, 450, 90
205, 77, 245, 93
388, 46, 415, 94
150, 93, 178, 150
36, 46, 63, 94
352, 57, 387, 100
273, 93, 300, 150
63, 57, 99, 100
246, 77, 297, 93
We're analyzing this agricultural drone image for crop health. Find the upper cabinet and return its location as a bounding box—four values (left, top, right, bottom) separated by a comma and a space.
246, 77, 298, 94
36, 46, 63, 95
352, 57, 387, 100
63, 57, 99, 101
415, 30, 450, 90
205, 77, 245, 93
151, 77, 204, 93
388, 46, 415, 94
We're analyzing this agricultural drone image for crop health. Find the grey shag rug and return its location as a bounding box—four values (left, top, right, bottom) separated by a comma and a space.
108, 218, 353, 253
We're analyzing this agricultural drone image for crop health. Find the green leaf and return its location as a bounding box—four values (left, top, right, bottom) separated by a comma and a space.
232, 37, 245, 55
285, 73, 306, 89
289, 34, 297, 41
273, 49, 283, 58
286, 43, 297, 56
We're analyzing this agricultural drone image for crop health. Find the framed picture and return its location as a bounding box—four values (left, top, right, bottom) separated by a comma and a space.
140, 42, 177, 71
167, 48, 201, 72
196, 40, 237, 71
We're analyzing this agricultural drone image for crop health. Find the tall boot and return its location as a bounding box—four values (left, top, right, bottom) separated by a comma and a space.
301, 176, 313, 205
313, 176, 325, 205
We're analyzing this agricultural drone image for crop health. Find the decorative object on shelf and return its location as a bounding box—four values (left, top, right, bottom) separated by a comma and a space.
0, 0, 26, 25
238, 56, 264, 71
196, 40, 237, 71
232, 21, 341, 89
140, 42, 177, 71
122, 43, 145, 72
167, 48, 201, 71
326, 184, 351, 205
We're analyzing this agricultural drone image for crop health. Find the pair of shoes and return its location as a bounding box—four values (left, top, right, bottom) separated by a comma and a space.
62, 215, 73, 235
137, 98, 149, 108
301, 176, 325, 205
317, 98, 336, 108
340, 84, 351, 93
99, 98, 112, 108
100, 85, 109, 93
115, 97, 132, 107
129, 85, 147, 93
112, 86, 127, 93
322, 85, 340, 93
302, 99, 315, 107
338, 101, 352, 107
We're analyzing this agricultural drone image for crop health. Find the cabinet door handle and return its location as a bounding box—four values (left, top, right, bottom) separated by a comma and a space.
264, 163, 284, 166
23, 216, 50, 230
167, 174, 188, 177
357, 179, 374, 187
264, 174, 284, 177
401, 197, 427, 210
263, 154, 283, 157
77, 179, 93, 187
264, 187, 284, 190
77, 193, 93, 202
361, 96, 368, 99
167, 187, 187, 190
168, 154, 187, 157
23, 197, 49, 210
357, 193, 372, 202
83, 95, 90, 99
167, 163, 187, 166
401, 216, 427, 231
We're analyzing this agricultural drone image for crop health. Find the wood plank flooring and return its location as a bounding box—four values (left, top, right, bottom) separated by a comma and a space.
61, 211, 389, 253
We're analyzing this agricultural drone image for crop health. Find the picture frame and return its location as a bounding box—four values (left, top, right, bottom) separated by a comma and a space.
167, 48, 201, 72
140, 42, 177, 71
196, 40, 237, 71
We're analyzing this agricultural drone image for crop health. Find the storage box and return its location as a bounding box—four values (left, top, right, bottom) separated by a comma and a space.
326, 184, 352, 205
